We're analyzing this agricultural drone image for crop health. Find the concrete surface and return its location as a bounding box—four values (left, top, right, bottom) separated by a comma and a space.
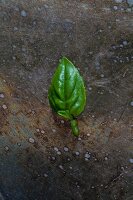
0, 0, 133, 200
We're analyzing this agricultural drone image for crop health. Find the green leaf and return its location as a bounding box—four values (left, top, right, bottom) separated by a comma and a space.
48, 57, 86, 136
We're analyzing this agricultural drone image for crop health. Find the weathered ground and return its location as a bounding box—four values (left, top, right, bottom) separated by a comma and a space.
0, 0, 133, 200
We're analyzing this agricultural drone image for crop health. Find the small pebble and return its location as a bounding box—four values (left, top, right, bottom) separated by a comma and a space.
61, 120, 64, 124
85, 158, 89, 161
104, 157, 108, 161
41, 130, 45, 134
123, 40, 128, 46
100, 74, 104, 78
52, 129, 56, 133
29, 137, 35, 144
44, 173, 48, 177
69, 166, 73, 170
78, 137, 82, 141
2, 104, 7, 109
129, 158, 133, 164
130, 101, 133, 106
36, 128, 40, 132
51, 156, 56, 161
0, 93, 4, 98
17, 143, 21, 146
115, 0, 122, 3
64, 147, 69, 152
57, 151, 61, 155
21, 10, 27, 17
75, 151, 80, 156
13, 27, 18, 31
54, 147, 58, 152
5, 146, 9, 151
67, 158, 71, 161
120, 44, 123, 48
59, 165, 63, 170
113, 6, 118, 10
85, 153, 91, 159
87, 133, 90, 137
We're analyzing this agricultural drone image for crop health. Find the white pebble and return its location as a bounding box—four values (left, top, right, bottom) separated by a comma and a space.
123, 40, 128, 46
54, 147, 58, 152
69, 166, 73, 170
36, 128, 40, 132
51, 156, 56, 161
5, 146, 9, 151
104, 157, 108, 161
88, 87, 92, 91
57, 151, 61, 155
44, 173, 48, 177
85, 158, 89, 161
75, 151, 80, 156
0, 93, 4, 98
52, 129, 56, 133
41, 130, 45, 134
78, 137, 82, 141
21, 10, 27, 17
115, 0, 122, 3
13, 27, 18, 31
61, 120, 64, 124
87, 133, 90, 137
85, 153, 91, 159
130, 101, 133, 106
29, 137, 35, 144
64, 147, 69, 152
59, 165, 63, 170
100, 74, 104, 78
113, 6, 118, 10
129, 158, 133, 164
2, 104, 7, 109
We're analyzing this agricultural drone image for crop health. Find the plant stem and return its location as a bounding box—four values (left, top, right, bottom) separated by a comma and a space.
70, 119, 79, 136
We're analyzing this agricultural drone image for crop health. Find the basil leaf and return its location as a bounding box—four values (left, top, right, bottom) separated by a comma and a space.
48, 57, 86, 136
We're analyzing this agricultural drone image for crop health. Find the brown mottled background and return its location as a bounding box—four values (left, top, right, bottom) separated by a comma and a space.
0, 0, 133, 200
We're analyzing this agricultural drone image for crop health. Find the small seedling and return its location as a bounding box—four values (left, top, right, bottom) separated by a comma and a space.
48, 57, 86, 136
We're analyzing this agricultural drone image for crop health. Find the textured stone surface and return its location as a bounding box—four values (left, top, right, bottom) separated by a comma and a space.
0, 0, 133, 200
